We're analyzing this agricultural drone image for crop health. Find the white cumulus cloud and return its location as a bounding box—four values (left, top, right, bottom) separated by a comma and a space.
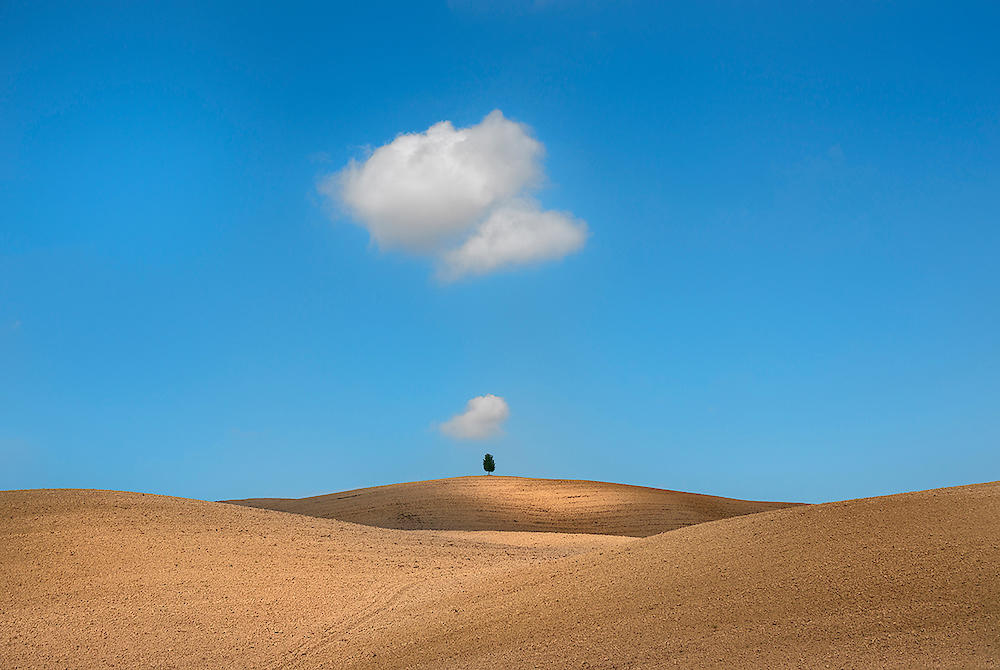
440, 394, 510, 440
440, 198, 587, 279
320, 110, 587, 278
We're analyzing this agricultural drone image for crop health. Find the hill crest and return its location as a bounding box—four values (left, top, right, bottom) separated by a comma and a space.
225, 475, 799, 537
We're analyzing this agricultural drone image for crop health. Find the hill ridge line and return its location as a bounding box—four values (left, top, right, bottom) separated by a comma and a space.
225, 475, 799, 537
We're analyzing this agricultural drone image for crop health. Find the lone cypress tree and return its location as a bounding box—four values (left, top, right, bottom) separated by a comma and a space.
482, 453, 495, 475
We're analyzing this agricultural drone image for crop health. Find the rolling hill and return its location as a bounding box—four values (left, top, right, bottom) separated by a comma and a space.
225, 475, 797, 536
2, 480, 997, 668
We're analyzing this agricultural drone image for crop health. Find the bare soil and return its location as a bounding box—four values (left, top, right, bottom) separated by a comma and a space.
227, 475, 796, 536
2, 478, 998, 669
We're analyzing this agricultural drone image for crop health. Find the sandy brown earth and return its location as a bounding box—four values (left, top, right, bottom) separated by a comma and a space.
2, 480, 998, 669
0, 488, 630, 669
227, 475, 796, 536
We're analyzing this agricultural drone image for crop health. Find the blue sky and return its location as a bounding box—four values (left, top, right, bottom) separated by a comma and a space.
2, 1, 998, 503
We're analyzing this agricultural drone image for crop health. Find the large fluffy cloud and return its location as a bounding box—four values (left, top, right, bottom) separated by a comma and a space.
440, 394, 510, 440
320, 110, 587, 279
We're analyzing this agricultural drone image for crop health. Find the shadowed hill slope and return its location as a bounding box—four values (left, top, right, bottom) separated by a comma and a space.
226, 475, 798, 537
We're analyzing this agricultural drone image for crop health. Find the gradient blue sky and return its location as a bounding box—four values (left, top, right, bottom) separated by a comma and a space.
2, 1, 998, 503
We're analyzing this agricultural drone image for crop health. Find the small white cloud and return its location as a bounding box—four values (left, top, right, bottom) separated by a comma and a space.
440, 394, 510, 440
319, 110, 586, 278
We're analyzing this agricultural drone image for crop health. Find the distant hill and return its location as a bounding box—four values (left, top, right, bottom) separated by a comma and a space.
225, 475, 798, 536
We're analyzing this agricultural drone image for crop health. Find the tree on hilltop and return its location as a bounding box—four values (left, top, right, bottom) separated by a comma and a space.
483, 453, 495, 475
